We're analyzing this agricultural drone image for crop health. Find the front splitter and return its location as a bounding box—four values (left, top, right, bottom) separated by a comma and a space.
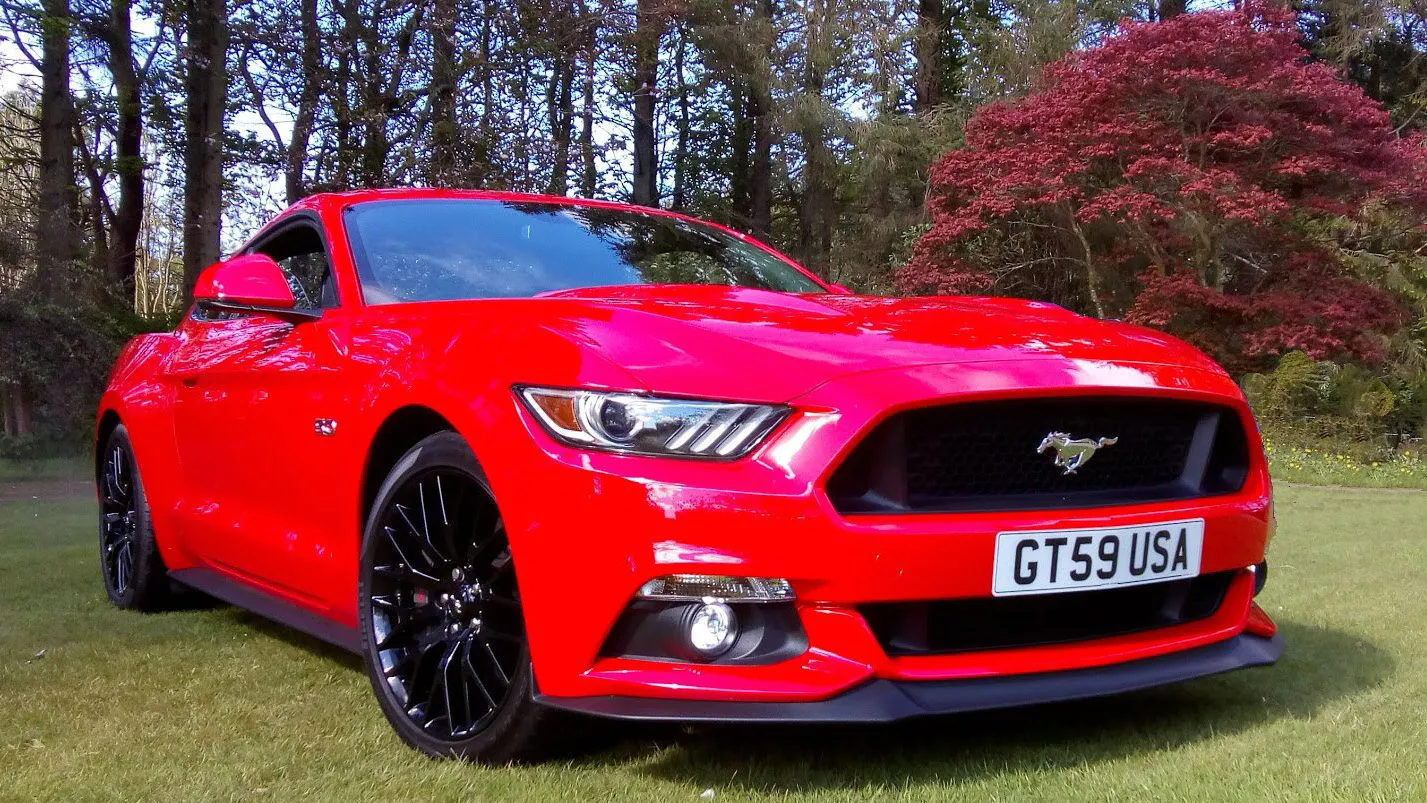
534, 632, 1283, 723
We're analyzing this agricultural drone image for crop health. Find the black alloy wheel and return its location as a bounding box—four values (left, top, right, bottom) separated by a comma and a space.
359, 432, 565, 761
98, 425, 170, 610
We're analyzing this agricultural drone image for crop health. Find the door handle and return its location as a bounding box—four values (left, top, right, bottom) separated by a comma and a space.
179, 375, 200, 388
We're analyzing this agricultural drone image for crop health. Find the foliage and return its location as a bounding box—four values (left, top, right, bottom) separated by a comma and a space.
903, 3, 1427, 373
0, 290, 139, 455
1244, 349, 1426, 447
1297, 0, 1427, 133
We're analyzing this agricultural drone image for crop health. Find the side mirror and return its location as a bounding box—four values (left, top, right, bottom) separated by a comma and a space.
193, 254, 321, 322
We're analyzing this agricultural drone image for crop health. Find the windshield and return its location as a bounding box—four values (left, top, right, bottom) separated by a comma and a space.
344, 199, 827, 304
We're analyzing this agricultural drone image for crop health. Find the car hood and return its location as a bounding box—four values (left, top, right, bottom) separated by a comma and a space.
527, 285, 1226, 403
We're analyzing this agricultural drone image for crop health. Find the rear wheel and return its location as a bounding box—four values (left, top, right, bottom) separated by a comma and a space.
358, 432, 564, 762
98, 425, 171, 611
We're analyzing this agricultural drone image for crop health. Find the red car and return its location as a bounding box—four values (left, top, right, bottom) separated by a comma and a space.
96, 189, 1281, 762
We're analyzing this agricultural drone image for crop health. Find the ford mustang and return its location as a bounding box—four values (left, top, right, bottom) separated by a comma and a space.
96, 189, 1281, 762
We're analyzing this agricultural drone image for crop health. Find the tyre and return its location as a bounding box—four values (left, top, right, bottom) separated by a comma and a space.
358, 432, 566, 762
98, 425, 172, 611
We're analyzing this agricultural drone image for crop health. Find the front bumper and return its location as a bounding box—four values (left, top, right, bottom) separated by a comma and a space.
484, 359, 1277, 705
536, 632, 1283, 722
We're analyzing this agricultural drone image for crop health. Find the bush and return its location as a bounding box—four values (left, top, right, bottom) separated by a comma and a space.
0, 293, 155, 458
1245, 350, 1425, 468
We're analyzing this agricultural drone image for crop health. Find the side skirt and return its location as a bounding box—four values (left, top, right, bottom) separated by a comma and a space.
170, 567, 362, 654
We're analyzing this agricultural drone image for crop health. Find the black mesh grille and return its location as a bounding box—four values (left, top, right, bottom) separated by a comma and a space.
861, 571, 1236, 656
828, 396, 1249, 513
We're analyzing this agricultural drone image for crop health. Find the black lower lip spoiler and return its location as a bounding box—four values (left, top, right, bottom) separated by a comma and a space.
534, 632, 1283, 723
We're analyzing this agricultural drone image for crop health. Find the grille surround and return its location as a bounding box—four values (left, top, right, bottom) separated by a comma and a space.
827, 396, 1250, 514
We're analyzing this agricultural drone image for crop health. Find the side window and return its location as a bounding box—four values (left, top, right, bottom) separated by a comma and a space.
251, 223, 339, 309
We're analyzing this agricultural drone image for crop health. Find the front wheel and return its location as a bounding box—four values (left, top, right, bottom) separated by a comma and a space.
358, 432, 565, 762
98, 425, 172, 611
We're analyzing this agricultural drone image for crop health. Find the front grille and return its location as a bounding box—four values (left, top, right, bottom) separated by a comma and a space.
827, 396, 1249, 513
861, 571, 1235, 656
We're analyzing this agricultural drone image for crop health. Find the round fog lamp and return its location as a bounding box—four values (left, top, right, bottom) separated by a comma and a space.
687, 602, 737, 657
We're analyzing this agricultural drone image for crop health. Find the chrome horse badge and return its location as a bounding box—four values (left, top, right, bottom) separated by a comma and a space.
1037, 432, 1118, 474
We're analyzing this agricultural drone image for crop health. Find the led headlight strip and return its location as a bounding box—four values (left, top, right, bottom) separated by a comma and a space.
518, 387, 790, 459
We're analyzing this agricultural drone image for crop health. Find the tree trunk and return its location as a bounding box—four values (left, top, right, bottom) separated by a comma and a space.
579, 22, 598, 197
287, 0, 321, 202
5, 383, 35, 437
670, 27, 690, 210
358, 19, 389, 186
797, 0, 834, 275
35, 0, 84, 296
428, 0, 459, 186
546, 48, 576, 195
15, 384, 33, 437
729, 81, 751, 225
107, 0, 144, 301
631, 0, 663, 207
913, 0, 944, 113
1157, 0, 1187, 19
748, 0, 774, 241
182, 0, 229, 295
1, 384, 13, 437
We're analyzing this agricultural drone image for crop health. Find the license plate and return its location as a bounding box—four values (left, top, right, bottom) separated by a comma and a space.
992, 519, 1204, 596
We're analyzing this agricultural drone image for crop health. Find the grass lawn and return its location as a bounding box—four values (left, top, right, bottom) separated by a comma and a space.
0, 456, 89, 482
1264, 440, 1427, 491
2, 486, 1425, 802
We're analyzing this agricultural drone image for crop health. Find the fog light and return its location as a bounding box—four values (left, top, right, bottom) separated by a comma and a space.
687, 602, 737, 657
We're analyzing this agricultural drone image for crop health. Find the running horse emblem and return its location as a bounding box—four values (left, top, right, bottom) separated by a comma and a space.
1037, 432, 1118, 475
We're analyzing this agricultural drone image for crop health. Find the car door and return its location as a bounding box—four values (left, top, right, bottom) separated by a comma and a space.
168, 217, 351, 609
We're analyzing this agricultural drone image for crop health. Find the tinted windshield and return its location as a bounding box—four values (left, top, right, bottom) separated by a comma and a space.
344, 199, 826, 304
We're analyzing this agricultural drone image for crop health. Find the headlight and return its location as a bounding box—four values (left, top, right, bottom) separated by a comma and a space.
517, 387, 790, 458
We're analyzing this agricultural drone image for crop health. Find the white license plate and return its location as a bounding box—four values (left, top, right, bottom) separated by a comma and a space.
992, 519, 1204, 596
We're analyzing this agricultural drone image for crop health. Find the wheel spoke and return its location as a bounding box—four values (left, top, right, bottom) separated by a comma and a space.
395, 500, 447, 569
368, 465, 521, 743
414, 483, 450, 566
462, 638, 500, 707
476, 639, 511, 688
115, 541, 131, 593
100, 442, 141, 598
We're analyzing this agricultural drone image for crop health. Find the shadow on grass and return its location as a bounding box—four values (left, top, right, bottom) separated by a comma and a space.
614, 621, 1390, 792
225, 609, 365, 672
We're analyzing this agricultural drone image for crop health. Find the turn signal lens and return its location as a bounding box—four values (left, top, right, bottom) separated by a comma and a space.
518, 387, 790, 459
637, 574, 795, 602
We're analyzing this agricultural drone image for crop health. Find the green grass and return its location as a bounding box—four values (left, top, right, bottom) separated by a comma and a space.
0, 456, 89, 481
1264, 440, 1427, 490
2, 487, 1425, 801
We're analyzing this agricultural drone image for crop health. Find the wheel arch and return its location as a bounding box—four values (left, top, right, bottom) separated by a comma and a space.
94, 407, 125, 490
359, 404, 458, 527
95, 409, 123, 479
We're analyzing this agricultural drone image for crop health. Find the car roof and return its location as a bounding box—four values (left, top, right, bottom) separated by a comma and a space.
290, 188, 717, 227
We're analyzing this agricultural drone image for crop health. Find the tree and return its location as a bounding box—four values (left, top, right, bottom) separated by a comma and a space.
35, 0, 84, 295
99, 0, 146, 300
1297, 0, 1427, 132
181, 0, 228, 293
630, 0, 665, 206
903, 4, 1425, 371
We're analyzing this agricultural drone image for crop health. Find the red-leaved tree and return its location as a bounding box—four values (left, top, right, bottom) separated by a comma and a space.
901, 3, 1426, 372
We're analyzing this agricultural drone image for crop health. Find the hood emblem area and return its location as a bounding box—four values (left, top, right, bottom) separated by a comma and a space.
1037, 432, 1117, 475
